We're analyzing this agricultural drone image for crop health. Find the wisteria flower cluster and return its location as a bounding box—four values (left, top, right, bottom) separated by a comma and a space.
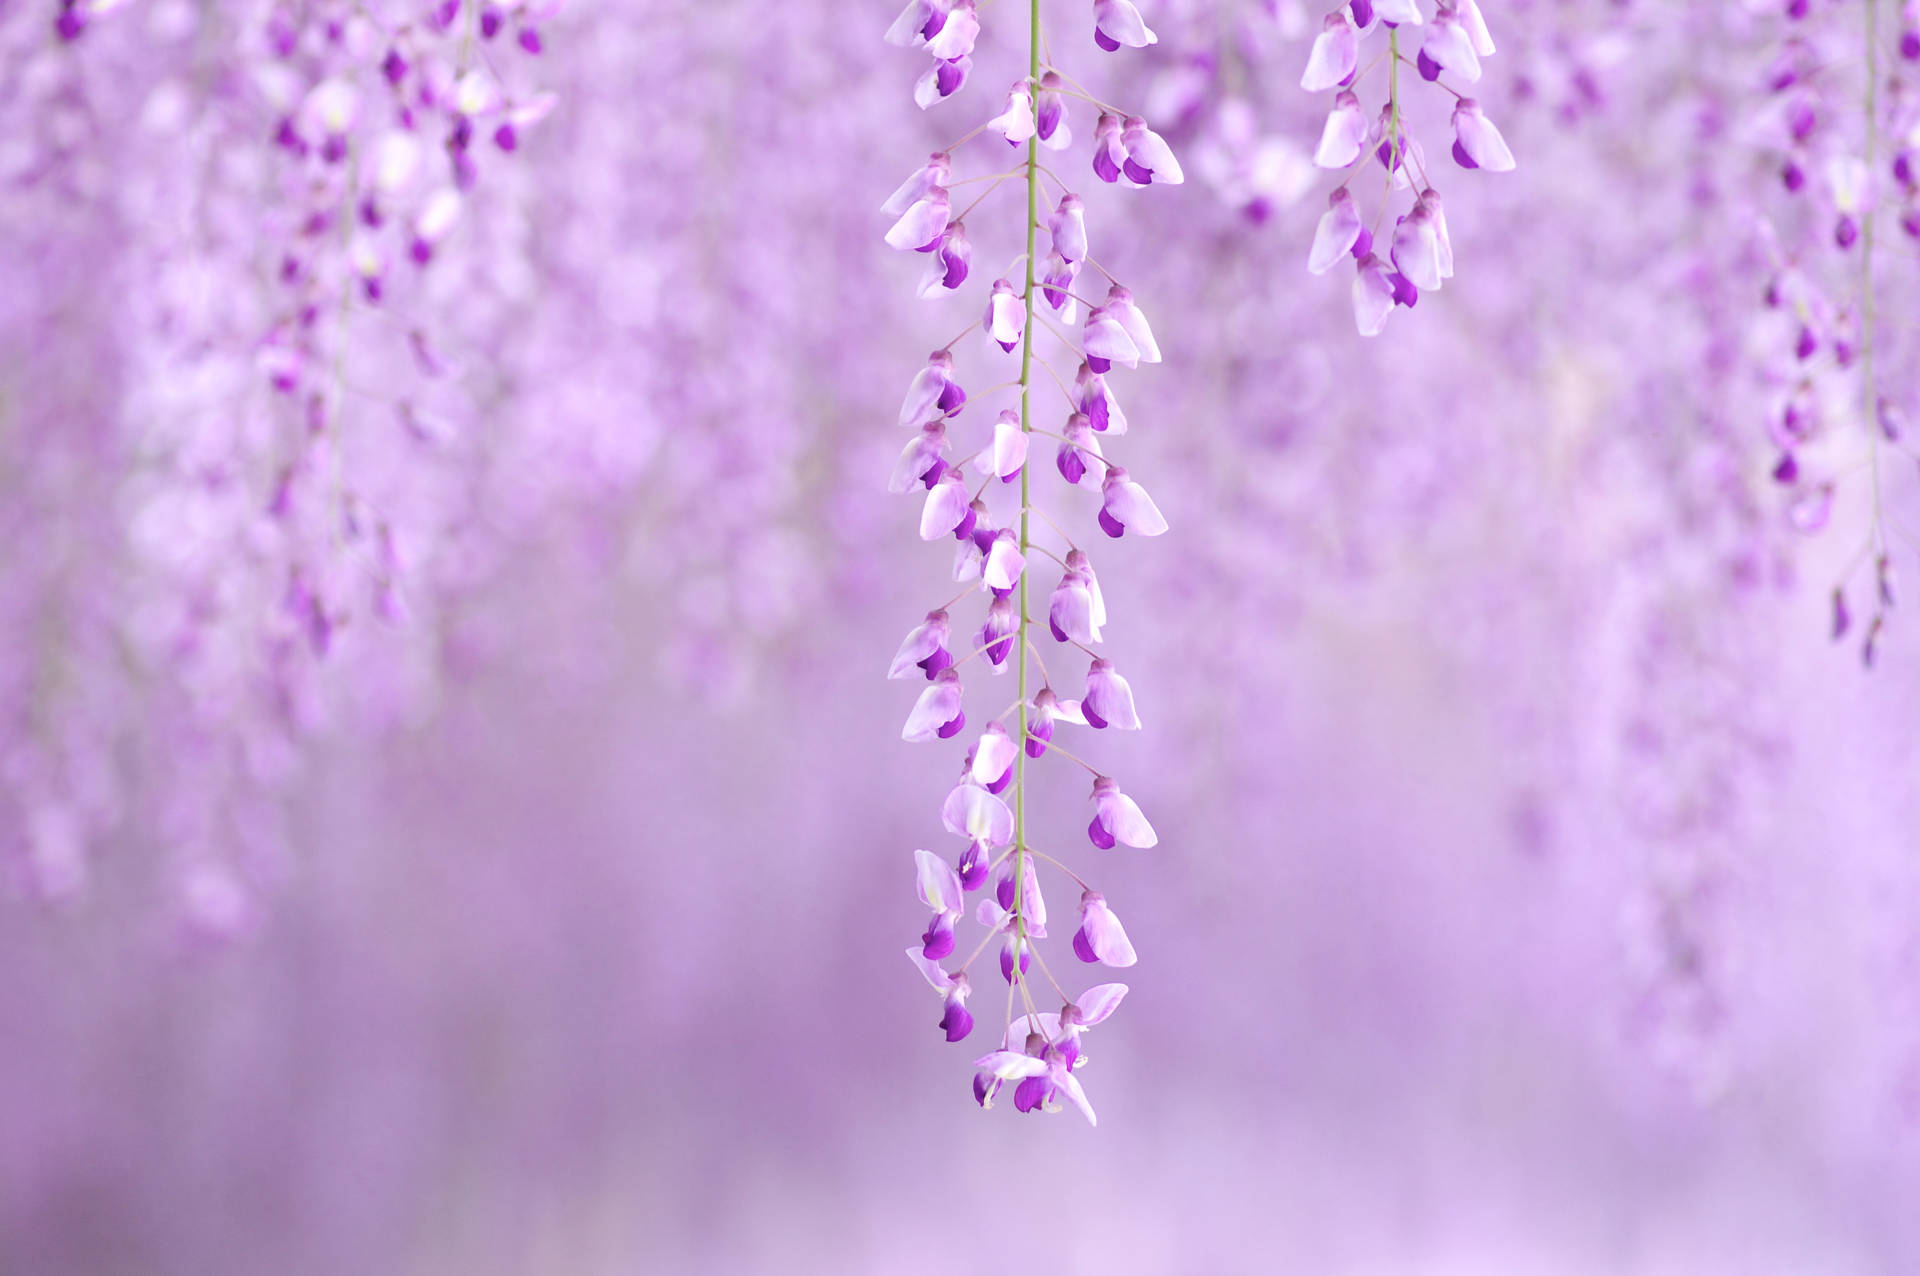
884, 0, 1177, 1124
1752, 0, 1920, 665
1300, 0, 1513, 334
0, 0, 560, 920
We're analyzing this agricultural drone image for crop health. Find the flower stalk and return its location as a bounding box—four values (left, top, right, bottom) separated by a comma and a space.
887, 0, 1177, 1124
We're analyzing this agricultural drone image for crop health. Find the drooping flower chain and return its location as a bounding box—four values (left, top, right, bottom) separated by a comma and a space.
19, 1, 561, 919
1756, 0, 1919, 665
884, 0, 1176, 1125
1299, 0, 1515, 335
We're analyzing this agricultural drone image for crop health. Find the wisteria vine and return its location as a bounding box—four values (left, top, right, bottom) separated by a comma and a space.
885, 0, 1177, 1123
1300, 0, 1513, 334
1756, 0, 1920, 665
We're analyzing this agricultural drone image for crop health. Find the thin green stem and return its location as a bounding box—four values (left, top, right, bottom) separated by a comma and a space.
1012, 0, 1042, 1020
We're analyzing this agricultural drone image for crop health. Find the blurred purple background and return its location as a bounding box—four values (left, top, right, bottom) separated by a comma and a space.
4, 0, 1920, 1272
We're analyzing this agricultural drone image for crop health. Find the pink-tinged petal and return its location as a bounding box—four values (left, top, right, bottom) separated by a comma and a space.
1310, 188, 1363, 275
1423, 188, 1455, 277
1059, 414, 1105, 489
939, 221, 973, 287
1314, 90, 1368, 168
884, 0, 934, 46
1391, 208, 1444, 293
993, 413, 1028, 481
1451, 99, 1515, 171
914, 55, 972, 109
1083, 308, 1140, 369
1105, 790, 1157, 847
882, 152, 953, 216
987, 82, 1036, 145
921, 910, 956, 959
984, 278, 1025, 349
885, 189, 951, 250
1042, 251, 1081, 323
1074, 982, 1129, 1025
1121, 117, 1184, 185
890, 424, 949, 494
989, 865, 1047, 936
1100, 468, 1169, 538
1088, 808, 1116, 847
1093, 0, 1158, 48
1016, 857, 1047, 928
973, 1049, 1050, 1080
966, 499, 995, 548
976, 896, 1011, 931
1026, 696, 1056, 757
1049, 192, 1089, 263
1352, 252, 1396, 336
1053, 696, 1089, 726
977, 594, 1018, 666
1053, 1067, 1098, 1126
1104, 286, 1162, 363
898, 350, 955, 426
1374, 0, 1423, 24
903, 670, 964, 742
1066, 549, 1109, 629
906, 947, 956, 990
924, 1, 979, 58
944, 782, 1015, 846
914, 848, 965, 914
919, 470, 971, 541
1457, 0, 1495, 54
1301, 12, 1358, 92
1036, 71, 1071, 144
957, 841, 989, 889
917, 221, 972, 298
1084, 658, 1143, 730
1080, 366, 1128, 435
999, 935, 1033, 983
1077, 891, 1138, 966
1092, 113, 1127, 183
940, 993, 975, 1042
1049, 572, 1102, 644
971, 723, 1019, 788
917, 249, 956, 299
887, 609, 951, 679
1422, 13, 1482, 82
983, 531, 1026, 592
953, 537, 984, 585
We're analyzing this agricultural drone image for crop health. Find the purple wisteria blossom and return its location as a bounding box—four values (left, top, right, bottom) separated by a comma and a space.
1298, 0, 1516, 333
884, 0, 1175, 1121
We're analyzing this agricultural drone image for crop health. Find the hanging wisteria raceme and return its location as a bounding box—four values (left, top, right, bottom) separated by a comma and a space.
1750, 0, 1919, 665
1300, 0, 1513, 334
886, 0, 1179, 1124
0, 0, 565, 921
